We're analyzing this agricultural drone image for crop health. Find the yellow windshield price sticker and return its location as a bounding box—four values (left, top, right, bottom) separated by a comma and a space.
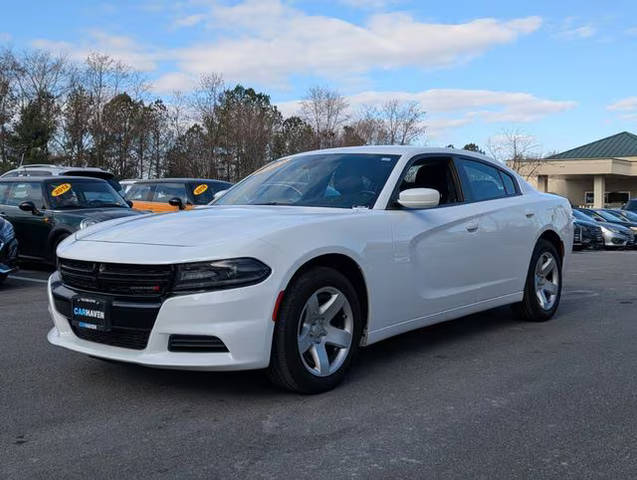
51, 183, 71, 197
193, 184, 208, 195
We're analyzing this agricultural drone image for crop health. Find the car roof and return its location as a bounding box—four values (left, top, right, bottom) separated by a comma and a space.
0, 175, 107, 183
132, 178, 232, 184
288, 145, 500, 164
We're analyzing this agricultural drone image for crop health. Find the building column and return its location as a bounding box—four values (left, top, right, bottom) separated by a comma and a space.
537, 175, 548, 193
593, 175, 605, 208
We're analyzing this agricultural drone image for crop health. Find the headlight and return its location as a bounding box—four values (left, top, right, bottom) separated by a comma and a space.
173, 258, 271, 292
631, 226, 637, 232
601, 225, 624, 235
80, 218, 100, 230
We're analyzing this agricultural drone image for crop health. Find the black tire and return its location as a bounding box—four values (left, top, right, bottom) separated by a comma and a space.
0, 274, 6, 286
267, 266, 362, 394
516, 239, 562, 322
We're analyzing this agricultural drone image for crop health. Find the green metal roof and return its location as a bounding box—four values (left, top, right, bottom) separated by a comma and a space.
549, 131, 637, 159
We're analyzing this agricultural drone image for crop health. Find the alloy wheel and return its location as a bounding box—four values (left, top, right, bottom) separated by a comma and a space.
297, 286, 354, 377
534, 252, 559, 310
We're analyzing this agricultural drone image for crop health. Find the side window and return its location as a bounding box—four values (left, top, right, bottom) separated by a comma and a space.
398, 157, 461, 205
128, 184, 153, 201
500, 171, 518, 195
6, 182, 44, 207
0, 183, 11, 203
153, 183, 187, 203
456, 158, 506, 202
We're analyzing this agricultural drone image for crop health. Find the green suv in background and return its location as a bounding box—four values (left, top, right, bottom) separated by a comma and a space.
0, 177, 142, 263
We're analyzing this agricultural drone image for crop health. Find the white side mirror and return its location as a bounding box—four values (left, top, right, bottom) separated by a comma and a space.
397, 188, 440, 209
213, 189, 228, 200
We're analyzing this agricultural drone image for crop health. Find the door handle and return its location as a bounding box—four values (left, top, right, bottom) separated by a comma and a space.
466, 222, 479, 232
525, 210, 535, 218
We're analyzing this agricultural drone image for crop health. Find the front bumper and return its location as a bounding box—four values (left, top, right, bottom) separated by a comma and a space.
47, 272, 276, 371
602, 230, 634, 247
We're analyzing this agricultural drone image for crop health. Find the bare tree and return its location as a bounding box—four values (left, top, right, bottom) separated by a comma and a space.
487, 128, 542, 179
379, 99, 425, 145
350, 99, 425, 146
300, 86, 348, 148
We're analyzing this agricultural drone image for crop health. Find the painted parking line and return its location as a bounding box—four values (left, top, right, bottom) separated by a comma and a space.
7, 275, 49, 284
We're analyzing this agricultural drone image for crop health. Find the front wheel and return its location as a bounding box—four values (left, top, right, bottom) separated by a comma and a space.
516, 239, 562, 322
267, 266, 362, 394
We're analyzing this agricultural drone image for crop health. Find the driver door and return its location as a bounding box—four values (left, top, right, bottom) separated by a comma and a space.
386, 156, 484, 325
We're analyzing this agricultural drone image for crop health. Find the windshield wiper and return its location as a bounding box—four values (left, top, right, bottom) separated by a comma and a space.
93, 203, 127, 208
251, 202, 290, 206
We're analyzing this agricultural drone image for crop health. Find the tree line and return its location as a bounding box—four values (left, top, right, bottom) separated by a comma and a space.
0, 48, 427, 182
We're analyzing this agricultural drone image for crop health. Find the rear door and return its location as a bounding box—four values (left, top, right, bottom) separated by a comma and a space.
453, 156, 537, 301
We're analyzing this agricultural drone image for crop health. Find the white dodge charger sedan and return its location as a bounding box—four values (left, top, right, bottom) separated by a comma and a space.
48, 147, 572, 393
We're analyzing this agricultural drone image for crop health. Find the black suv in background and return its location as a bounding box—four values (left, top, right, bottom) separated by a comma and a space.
0, 164, 125, 198
0, 177, 141, 263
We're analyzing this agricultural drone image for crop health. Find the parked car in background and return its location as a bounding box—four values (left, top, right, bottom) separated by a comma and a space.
571, 212, 603, 250
119, 179, 139, 196
0, 216, 18, 285
623, 198, 637, 212
0, 164, 126, 198
0, 177, 141, 263
574, 208, 635, 248
611, 209, 637, 223
48, 147, 572, 393
126, 178, 233, 213
599, 209, 637, 231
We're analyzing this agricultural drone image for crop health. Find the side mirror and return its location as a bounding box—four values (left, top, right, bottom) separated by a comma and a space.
19, 201, 40, 215
397, 188, 440, 209
213, 189, 228, 200
168, 197, 185, 210
126, 200, 133, 208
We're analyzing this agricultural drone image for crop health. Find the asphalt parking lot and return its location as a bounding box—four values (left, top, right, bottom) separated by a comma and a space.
2, 251, 637, 480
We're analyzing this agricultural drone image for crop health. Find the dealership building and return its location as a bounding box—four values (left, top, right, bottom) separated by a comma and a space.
531, 131, 637, 208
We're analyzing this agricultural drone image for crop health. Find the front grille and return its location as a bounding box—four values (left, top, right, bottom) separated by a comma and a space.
59, 259, 174, 296
168, 335, 228, 353
592, 226, 603, 243
72, 326, 150, 350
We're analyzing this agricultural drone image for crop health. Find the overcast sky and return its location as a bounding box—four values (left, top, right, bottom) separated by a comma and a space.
3, 0, 637, 153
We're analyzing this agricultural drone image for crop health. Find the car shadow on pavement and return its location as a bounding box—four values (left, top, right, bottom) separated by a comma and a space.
353, 305, 519, 375
83, 305, 524, 397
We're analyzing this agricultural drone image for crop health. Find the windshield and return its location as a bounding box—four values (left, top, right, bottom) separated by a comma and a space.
215, 153, 399, 209
45, 180, 129, 210
596, 210, 623, 222
618, 209, 637, 222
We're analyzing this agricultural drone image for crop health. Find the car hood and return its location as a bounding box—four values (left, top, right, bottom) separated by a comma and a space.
75, 205, 354, 247
574, 219, 599, 228
61, 208, 141, 222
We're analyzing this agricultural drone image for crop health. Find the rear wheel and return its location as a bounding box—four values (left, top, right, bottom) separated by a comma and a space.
516, 239, 562, 322
267, 266, 362, 394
